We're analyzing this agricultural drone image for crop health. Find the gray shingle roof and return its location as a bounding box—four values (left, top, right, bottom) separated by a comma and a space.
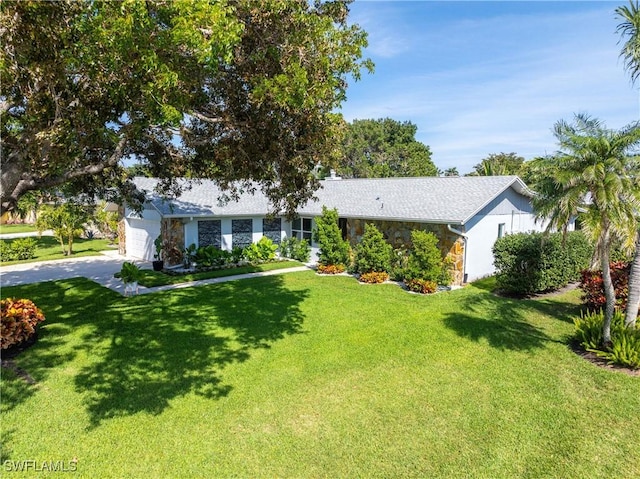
133, 176, 531, 225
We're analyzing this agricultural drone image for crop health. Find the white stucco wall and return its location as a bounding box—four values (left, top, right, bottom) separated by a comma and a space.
463, 188, 545, 282
183, 216, 292, 251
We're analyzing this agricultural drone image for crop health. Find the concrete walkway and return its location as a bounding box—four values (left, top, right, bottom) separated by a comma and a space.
0, 250, 311, 296
0, 230, 53, 239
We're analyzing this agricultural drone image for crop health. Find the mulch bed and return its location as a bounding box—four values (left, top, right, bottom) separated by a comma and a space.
569, 341, 639, 377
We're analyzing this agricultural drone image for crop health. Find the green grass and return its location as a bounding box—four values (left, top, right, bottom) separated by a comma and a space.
0, 236, 114, 265
0, 224, 39, 234
138, 260, 304, 287
1, 274, 638, 478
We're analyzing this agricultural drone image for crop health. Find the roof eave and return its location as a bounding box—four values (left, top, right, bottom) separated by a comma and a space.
460, 176, 532, 224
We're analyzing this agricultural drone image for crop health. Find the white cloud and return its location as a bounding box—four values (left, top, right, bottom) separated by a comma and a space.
342, 2, 639, 174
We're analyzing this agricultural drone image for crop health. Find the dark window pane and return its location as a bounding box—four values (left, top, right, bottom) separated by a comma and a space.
303, 218, 312, 231
232, 219, 253, 248
263, 218, 282, 244
198, 220, 221, 248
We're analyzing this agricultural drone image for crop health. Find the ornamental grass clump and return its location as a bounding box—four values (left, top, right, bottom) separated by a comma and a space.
1, 298, 45, 350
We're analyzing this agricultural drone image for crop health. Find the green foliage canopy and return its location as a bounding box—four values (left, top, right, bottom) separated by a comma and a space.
35, 202, 90, 255
334, 118, 437, 178
468, 152, 525, 177
1, 0, 372, 216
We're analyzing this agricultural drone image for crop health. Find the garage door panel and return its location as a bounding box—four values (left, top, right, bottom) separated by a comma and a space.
126, 219, 161, 261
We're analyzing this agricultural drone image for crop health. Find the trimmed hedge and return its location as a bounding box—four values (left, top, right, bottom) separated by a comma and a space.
493, 231, 593, 295
0, 238, 37, 262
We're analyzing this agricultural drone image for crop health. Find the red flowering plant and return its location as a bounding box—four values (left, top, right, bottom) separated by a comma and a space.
404, 278, 437, 294
359, 271, 389, 284
317, 263, 345, 275
1, 298, 45, 350
579, 261, 630, 312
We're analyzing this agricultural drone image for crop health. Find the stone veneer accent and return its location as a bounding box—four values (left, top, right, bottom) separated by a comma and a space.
345, 219, 466, 285
161, 218, 185, 266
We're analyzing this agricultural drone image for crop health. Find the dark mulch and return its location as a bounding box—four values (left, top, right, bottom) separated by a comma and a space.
569, 341, 639, 377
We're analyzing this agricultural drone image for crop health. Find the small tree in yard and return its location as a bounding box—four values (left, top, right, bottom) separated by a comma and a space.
314, 207, 350, 268
36, 202, 89, 255
354, 223, 392, 274
94, 201, 119, 243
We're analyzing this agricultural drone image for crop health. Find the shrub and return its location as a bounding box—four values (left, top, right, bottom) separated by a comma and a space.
279, 237, 311, 262
317, 263, 345, 275
12, 237, 38, 260
404, 278, 438, 294
194, 245, 231, 267
359, 271, 389, 284
0, 241, 11, 261
389, 247, 409, 281
314, 206, 350, 267
579, 261, 630, 312
493, 231, 593, 295
354, 223, 392, 274
405, 230, 444, 283
574, 310, 640, 369
119, 261, 141, 283
0, 238, 38, 261
1, 298, 45, 350
244, 237, 278, 263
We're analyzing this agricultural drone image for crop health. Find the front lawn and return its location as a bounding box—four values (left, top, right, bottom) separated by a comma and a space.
138, 260, 304, 287
1, 273, 638, 478
0, 236, 114, 265
0, 224, 38, 234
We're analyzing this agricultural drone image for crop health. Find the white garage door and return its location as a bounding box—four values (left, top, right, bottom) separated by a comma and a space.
126, 218, 161, 261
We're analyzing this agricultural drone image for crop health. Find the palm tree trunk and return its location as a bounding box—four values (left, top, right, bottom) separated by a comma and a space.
625, 232, 640, 328
601, 226, 615, 348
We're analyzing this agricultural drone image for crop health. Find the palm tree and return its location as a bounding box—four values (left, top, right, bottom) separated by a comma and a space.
530, 114, 640, 345
617, 0, 640, 328
616, 1, 640, 84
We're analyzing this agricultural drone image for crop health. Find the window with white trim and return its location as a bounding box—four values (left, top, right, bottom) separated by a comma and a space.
498, 223, 505, 239
292, 217, 313, 242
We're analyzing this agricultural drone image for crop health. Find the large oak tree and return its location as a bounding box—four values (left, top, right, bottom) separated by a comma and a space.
1, 0, 372, 216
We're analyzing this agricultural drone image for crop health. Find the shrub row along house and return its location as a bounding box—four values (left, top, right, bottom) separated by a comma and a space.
123, 175, 545, 285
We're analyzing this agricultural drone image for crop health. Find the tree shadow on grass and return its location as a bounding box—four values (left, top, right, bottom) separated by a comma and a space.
73, 275, 308, 427
1, 279, 119, 413
442, 288, 581, 352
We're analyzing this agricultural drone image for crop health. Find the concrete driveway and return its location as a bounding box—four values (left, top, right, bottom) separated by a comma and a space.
0, 250, 310, 296
0, 250, 149, 294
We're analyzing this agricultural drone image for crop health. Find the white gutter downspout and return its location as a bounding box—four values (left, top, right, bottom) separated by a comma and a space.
447, 224, 468, 284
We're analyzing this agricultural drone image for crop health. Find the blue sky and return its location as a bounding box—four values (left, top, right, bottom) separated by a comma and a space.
340, 1, 638, 174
